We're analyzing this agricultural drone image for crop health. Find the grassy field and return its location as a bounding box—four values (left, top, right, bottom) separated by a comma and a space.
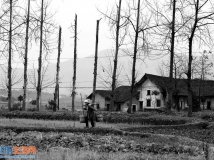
1, 110, 214, 160
0, 118, 142, 129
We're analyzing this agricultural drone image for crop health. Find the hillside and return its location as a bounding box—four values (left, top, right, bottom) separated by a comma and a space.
1, 49, 213, 97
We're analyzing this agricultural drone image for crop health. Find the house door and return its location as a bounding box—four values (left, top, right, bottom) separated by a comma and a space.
207, 101, 211, 110
132, 105, 137, 112
139, 101, 143, 111
180, 101, 184, 110
106, 104, 110, 111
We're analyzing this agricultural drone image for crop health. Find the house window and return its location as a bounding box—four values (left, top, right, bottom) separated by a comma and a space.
147, 99, 151, 107
147, 90, 151, 95
156, 99, 161, 107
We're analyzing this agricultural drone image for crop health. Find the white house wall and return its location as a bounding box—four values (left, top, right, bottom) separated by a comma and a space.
94, 94, 106, 110
138, 79, 165, 109
120, 98, 139, 112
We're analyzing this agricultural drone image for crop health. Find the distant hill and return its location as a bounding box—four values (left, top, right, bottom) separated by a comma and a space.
1, 49, 213, 97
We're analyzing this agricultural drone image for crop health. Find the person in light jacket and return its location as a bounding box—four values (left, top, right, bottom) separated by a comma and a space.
83, 99, 96, 128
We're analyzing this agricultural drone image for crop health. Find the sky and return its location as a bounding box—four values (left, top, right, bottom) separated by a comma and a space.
47, 0, 114, 61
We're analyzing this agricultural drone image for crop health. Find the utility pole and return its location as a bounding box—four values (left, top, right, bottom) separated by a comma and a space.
110, 0, 122, 112
72, 14, 77, 112
36, 0, 44, 111
8, 0, 12, 111
128, 0, 140, 114
92, 19, 101, 106
54, 26, 62, 111
22, 0, 31, 111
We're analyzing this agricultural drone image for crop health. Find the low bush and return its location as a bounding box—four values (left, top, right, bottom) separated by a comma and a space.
0, 110, 194, 125
11, 103, 22, 111
102, 114, 192, 125
195, 111, 214, 121
27, 108, 37, 112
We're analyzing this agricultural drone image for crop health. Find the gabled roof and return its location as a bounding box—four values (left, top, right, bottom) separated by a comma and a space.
87, 90, 112, 99
87, 86, 139, 103
114, 86, 139, 103
136, 73, 214, 96
136, 74, 172, 90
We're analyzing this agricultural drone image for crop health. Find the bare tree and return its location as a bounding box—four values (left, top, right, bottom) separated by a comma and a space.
178, 0, 214, 116
110, 0, 122, 112
92, 19, 101, 105
0, 0, 26, 110
22, 0, 31, 111
98, 0, 131, 111
53, 26, 62, 112
36, 0, 44, 111
28, 62, 55, 106
0, 65, 22, 91
29, 0, 57, 111
128, 0, 141, 114
72, 14, 77, 112
97, 50, 125, 90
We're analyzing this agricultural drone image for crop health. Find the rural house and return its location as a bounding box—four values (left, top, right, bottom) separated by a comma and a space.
87, 90, 111, 111
88, 74, 214, 112
136, 74, 214, 111
87, 86, 139, 112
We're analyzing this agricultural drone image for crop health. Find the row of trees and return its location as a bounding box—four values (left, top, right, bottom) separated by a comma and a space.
0, 0, 214, 116
0, 0, 59, 111
99, 0, 214, 116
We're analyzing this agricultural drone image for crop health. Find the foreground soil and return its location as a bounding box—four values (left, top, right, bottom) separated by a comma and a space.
0, 129, 206, 157
123, 126, 214, 144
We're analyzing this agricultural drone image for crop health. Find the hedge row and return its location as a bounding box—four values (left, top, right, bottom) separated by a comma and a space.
0, 110, 194, 125
103, 114, 192, 125
195, 112, 214, 121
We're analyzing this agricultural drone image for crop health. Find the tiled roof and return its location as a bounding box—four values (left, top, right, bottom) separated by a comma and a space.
87, 86, 139, 103
87, 90, 112, 99
136, 74, 214, 96
114, 86, 138, 103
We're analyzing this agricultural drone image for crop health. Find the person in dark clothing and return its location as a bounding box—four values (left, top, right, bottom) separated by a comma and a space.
83, 99, 96, 128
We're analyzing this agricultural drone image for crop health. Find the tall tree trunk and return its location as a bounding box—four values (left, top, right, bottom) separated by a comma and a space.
22, 0, 31, 111
72, 14, 77, 112
36, 0, 44, 111
110, 0, 122, 112
187, 38, 193, 116
54, 26, 62, 112
187, 0, 199, 117
8, 0, 12, 111
92, 20, 100, 105
168, 0, 176, 110
128, 0, 140, 114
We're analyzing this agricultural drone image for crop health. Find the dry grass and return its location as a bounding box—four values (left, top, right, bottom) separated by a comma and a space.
0, 118, 142, 129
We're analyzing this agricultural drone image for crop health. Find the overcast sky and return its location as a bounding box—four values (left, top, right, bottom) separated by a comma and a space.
51, 0, 113, 60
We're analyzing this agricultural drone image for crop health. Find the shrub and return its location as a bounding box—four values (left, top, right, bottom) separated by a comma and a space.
0, 110, 194, 125
11, 103, 22, 111
27, 108, 37, 112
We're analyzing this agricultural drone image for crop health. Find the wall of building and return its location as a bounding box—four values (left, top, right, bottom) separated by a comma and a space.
178, 96, 188, 110
178, 96, 214, 110
120, 97, 139, 112
138, 79, 165, 109
93, 94, 106, 110
200, 97, 214, 110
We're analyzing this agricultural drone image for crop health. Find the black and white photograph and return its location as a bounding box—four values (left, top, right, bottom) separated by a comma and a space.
0, 0, 214, 159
